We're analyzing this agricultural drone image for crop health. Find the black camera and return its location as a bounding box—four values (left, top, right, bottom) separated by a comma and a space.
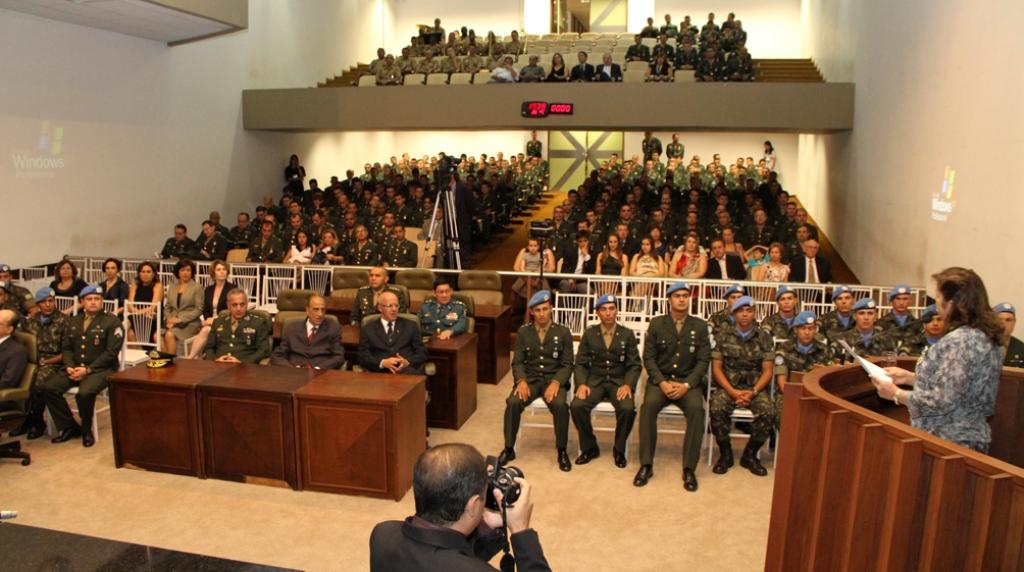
529, 219, 555, 239
437, 153, 459, 176
486, 456, 524, 510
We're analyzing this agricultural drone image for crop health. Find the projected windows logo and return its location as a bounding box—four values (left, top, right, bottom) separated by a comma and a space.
12, 121, 65, 178
931, 166, 955, 222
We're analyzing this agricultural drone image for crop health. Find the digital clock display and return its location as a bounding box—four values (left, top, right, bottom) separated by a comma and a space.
521, 101, 575, 118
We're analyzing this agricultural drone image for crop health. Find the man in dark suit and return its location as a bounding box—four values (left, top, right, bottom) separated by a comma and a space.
0, 309, 27, 390
440, 165, 475, 269
788, 239, 832, 283
704, 238, 747, 280
370, 443, 551, 572
271, 295, 345, 370
358, 292, 427, 375
569, 51, 595, 82
557, 231, 596, 293
593, 53, 622, 82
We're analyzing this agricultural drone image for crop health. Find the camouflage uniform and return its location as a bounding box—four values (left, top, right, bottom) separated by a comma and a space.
876, 311, 920, 350
818, 311, 855, 342
202, 312, 270, 363
707, 308, 734, 339
773, 338, 835, 426
1005, 337, 1024, 368
417, 297, 467, 337
710, 328, 775, 442
830, 326, 896, 362
20, 311, 69, 383
760, 312, 798, 343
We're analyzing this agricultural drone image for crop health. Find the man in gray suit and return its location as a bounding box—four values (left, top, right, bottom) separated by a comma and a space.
271, 295, 345, 370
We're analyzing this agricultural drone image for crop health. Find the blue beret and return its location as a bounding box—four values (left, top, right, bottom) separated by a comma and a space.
994, 302, 1015, 315
775, 285, 795, 301
79, 284, 102, 299
852, 298, 877, 312
594, 294, 617, 310
528, 290, 552, 308
666, 281, 691, 296
793, 311, 817, 326
831, 285, 852, 301
889, 284, 911, 299
0, 263, 9, 273
730, 295, 754, 313
34, 287, 55, 303
922, 304, 939, 321
723, 284, 745, 299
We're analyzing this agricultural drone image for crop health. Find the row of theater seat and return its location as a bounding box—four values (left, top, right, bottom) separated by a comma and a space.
361, 69, 699, 86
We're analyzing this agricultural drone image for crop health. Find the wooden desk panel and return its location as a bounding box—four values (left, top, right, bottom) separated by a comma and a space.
108, 360, 236, 477
295, 371, 426, 500
198, 364, 320, 489
340, 325, 478, 429
473, 304, 511, 384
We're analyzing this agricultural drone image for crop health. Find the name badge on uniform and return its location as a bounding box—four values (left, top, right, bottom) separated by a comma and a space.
243, 327, 256, 335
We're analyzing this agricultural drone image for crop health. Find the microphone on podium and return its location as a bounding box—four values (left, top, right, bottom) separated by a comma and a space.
0, 510, 17, 520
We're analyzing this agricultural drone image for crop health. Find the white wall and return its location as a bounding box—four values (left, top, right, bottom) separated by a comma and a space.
623, 132, 797, 183
0, 0, 394, 267
798, 0, 1024, 326
391, 0, 522, 54
654, 0, 803, 58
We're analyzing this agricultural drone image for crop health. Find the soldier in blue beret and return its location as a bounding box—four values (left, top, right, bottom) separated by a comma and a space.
708, 284, 746, 340
417, 280, 467, 339
9, 287, 69, 440
0, 263, 34, 314
878, 284, 919, 343
994, 303, 1024, 368
570, 294, 641, 469
635, 282, 712, 491
831, 298, 897, 359
500, 290, 575, 472
818, 285, 856, 342
710, 295, 776, 476
774, 311, 834, 397
760, 285, 800, 342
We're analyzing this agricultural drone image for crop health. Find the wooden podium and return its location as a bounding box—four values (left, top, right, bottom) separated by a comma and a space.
765, 361, 1024, 571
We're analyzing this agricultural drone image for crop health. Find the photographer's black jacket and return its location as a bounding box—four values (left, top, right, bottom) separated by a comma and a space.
370, 517, 551, 572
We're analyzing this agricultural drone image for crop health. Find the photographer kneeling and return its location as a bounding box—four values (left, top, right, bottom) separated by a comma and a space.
370, 443, 551, 571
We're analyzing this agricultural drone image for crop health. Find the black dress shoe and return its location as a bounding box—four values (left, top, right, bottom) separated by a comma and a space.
683, 468, 698, 492
26, 425, 46, 440
613, 449, 627, 468
51, 426, 82, 443
497, 447, 516, 466
82, 432, 95, 448
574, 448, 600, 465
633, 465, 653, 487
557, 449, 572, 472
11, 421, 44, 438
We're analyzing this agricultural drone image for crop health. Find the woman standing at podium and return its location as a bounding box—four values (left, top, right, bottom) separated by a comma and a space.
879, 267, 1005, 453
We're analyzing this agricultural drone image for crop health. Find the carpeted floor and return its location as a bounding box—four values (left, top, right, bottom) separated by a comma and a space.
2, 368, 774, 572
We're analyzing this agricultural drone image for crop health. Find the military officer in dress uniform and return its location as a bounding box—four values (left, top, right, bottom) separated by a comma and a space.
877, 284, 919, 350
634, 282, 711, 490
36, 285, 122, 447
773, 311, 834, 426
417, 280, 467, 339
818, 285, 856, 342
351, 266, 408, 325
383, 225, 418, 268
9, 288, 69, 440
995, 303, 1024, 368
641, 131, 663, 162
526, 131, 543, 158
195, 220, 229, 261
570, 295, 640, 469
708, 284, 747, 339
350, 225, 381, 266
203, 288, 269, 364
247, 219, 285, 263
0, 264, 34, 313
498, 290, 574, 472
760, 285, 800, 342
228, 212, 257, 248
665, 134, 685, 160
625, 35, 651, 62
160, 224, 197, 259
710, 296, 775, 476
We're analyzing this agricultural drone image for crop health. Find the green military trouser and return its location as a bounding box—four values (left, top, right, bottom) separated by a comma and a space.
37, 369, 110, 433
638, 384, 705, 469
569, 380, 636, 454
504, 380, 569, 450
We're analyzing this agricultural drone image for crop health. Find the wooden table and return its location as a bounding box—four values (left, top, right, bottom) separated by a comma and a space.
295, 371, 426, 500
340, 324, 478, 429
197, 364, 321, 490
325, 297, 512, 384
108, 360, 237, 477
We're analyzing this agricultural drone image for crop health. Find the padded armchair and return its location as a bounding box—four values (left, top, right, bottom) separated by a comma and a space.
352, 313, 435, 376
395, 269, 437, 303
423, 292, 476, 333
276, 289, 317, 324
0, 331, 37, 465
458, 270, 504, 306
331, 268, 369, 299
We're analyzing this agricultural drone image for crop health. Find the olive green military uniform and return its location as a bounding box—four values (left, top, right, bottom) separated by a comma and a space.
160, 237, 197, 259
526, 139, 543, 159
638, 314, 712, 468
642, 137, 663, 162
760, 313, 798, 343
351, 240, 381, 266
710, 328, 775, 442
229, 225, 257, 248
247, 235, 284, 263
384, 238, 418, 268
570, 323, 641, 454
652, 42, 675, 61
1004, 337, 1024, 368
37, 311, 123, 433
625, 44, 651, 62
417, 298, 467, 337
773, 338, 835, 427
503, 322, 574, 450
376, 63, 403, 86
666, 142, 684, 160
195, 232, 229, 261
744, 225, 775, 248
351, 284, 409, 325
818, 311, 855, 342
202, 312, 270, 363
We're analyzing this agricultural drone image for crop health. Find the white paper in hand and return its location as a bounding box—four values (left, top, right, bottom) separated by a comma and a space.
837, 339, 893, 384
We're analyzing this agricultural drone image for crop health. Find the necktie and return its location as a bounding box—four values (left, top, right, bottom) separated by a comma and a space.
308, 325, 317, 343
386, 321, 394, 342
808, 257, 818, 283
675, 319, 684, 334
230, 319, 238, 334
719, 258, 728, 279
83, 315, 93, 332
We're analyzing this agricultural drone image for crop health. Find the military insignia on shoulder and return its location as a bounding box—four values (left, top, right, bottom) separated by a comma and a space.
774, 355, 785, 366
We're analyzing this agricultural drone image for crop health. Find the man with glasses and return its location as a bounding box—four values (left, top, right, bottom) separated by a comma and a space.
357, 292, 426, 375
